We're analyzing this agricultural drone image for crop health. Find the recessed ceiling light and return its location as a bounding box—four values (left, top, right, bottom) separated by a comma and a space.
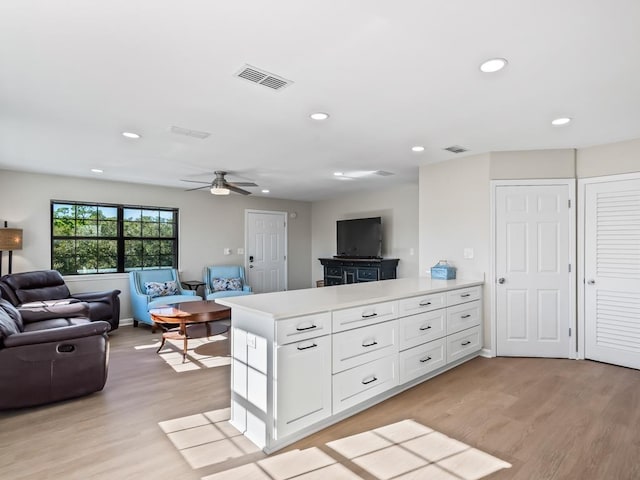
261, 189, 270, 194
310, 112, 329, 120
333, 172, 343, 176
90, 168, 103, 174
411, 146, 425, 152
122, 131, 141, 139
551, 117, 572, 126
480, 58, 508, 73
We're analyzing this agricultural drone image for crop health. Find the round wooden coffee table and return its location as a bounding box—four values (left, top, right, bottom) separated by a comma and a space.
150, 300, 231, 362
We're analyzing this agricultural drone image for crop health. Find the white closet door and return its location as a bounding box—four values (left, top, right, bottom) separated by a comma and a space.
585, 178, 640, 369
495, 184, 572, 357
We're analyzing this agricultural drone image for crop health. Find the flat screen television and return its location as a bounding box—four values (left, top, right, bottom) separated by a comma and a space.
336, 217, 382, 259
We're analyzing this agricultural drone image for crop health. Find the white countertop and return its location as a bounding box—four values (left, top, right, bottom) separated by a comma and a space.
216, 277, 483, 320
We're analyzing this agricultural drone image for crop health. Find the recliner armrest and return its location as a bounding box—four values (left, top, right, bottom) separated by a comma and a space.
73, 289, 121, 304
19, 302, 90, 322
3, 321, 110, 347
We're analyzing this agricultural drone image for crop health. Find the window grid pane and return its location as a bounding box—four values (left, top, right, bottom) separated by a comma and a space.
51, 202, 178, 275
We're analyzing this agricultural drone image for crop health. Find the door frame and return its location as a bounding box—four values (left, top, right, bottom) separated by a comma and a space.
490, 179, 577, 358
244, 209, 288, 291
577, 171, 640, 360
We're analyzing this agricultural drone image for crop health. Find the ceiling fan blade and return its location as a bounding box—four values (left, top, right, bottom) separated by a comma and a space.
229, 181, 258, 187
181, 179, 211, 184
226, 184, 251, 195
185, 185, 211, 192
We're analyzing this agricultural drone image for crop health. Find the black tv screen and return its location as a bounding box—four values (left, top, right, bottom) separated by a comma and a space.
336, 217, 382, 259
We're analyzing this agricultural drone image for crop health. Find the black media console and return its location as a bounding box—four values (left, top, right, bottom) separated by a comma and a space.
319, 257, 399, 286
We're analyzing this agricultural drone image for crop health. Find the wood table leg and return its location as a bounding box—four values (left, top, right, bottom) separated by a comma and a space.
180, 320, 188, 362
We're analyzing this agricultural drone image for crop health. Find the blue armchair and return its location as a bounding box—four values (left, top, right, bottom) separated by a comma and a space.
129, 268, 202, 327
203, 265, 252, 300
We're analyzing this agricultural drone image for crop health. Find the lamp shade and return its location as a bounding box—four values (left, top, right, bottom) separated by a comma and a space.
0, 228, 23, 250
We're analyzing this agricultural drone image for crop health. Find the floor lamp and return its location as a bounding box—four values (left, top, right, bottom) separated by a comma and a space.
0, 223, 23, 276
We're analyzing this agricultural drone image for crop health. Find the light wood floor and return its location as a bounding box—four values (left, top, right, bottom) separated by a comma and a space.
1, 326, 639, 480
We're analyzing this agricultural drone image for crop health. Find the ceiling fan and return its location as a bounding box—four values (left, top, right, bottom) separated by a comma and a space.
182, 171, 258, 196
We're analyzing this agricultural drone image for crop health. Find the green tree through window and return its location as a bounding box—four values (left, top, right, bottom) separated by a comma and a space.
51, 201, 178, 275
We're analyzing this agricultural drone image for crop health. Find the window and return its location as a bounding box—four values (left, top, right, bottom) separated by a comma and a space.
51, 201, 178, 275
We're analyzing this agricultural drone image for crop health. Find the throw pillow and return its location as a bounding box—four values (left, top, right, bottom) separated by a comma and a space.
211, 277, 242, 292
145, 281, 179, 298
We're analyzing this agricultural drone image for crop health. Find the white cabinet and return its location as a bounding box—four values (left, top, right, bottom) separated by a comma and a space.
276, 336, 332, 438
333, 300, 397, 332
332, 320, 398, 373
222, 278, 483, 454
333, 355, 399, 413
398, 337, 446, 383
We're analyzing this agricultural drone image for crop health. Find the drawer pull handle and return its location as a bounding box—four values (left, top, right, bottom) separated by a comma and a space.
361, 312, 378, 318
419, 301, 432, 306
362, 376, 378, 385
420, 356, 432, 363
297, 343, 317, 351
296, 324, 317, 331
461, 340, 471, 346
461, 314, 471, 319
362, 340, 378, 348
419, 325, 432, 331
460, 293, 471, 298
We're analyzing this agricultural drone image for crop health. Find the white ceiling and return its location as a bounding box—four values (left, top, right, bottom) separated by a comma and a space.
1, 0, 639, 201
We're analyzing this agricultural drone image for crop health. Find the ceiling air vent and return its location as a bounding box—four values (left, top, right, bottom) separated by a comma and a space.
170, 126, 211, 139
443, 145, 468, 154
235, 64, 293, 91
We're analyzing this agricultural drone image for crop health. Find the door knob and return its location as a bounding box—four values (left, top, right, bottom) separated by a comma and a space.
249, 265, 254, 269
497, 277, 506, 284
587, 279, 595, 285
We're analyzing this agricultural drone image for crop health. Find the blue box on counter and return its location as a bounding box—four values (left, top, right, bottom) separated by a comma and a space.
430, 260, 456, 280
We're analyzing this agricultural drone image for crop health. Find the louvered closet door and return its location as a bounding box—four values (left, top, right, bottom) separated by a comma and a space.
585, 178, 640, 369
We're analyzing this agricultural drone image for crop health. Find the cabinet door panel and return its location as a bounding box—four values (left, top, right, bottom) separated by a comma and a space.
332, 320, 398, 373
399, 337, 446, 383
333, 355, 398, 413
447, 326, 482, 363
446, 286, 481, 306
333, 301, 398, 332
276, 312, 331, 345
446, 300, 481, 335
276, 336, 332, 439
399, 310, 446, 350
399, 292, 446, 315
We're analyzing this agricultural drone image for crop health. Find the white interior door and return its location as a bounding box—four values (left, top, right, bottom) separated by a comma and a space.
584, 177, 640, 369
495, 183, 573, 357
245, 210, 287, 293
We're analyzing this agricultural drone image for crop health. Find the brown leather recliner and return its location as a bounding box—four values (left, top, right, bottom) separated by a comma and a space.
0, 270, 121, 330
0, 296, 110, 410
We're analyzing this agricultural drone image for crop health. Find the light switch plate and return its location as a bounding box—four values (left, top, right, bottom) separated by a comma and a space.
237, 248, 244, 255
464, 248, 474, 259
224, 248, 231, 255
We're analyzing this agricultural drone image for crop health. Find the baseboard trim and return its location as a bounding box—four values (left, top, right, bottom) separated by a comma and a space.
119, 317, 134, 327
480, 348, 494, 358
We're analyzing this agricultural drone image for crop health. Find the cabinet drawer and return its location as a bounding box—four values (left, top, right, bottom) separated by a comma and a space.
276, 312, 331, 345
357, 268, 378, 281
398, 310, 446, 350
399, 292, 446, 315
326, 266, 342, 277
446, 326, 482, 363
333, 320, 398, 373
446, 286, 481, 306
446, 300, 481, 335
399, 337, 446, 384
333, 355, 398, 413
333, 300, 397, 332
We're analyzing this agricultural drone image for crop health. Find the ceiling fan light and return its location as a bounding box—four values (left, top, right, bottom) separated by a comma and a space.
210, 186, 230, 195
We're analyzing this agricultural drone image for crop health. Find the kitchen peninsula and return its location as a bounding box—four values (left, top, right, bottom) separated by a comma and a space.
217, 277, 484, 453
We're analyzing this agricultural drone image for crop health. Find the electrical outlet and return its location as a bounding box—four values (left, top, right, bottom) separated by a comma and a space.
237, 248, 244, 255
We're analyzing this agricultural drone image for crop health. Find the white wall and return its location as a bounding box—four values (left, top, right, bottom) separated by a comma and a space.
311, 183, 419, 282
577, 137, 640, 177
0, 170, 312, 321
